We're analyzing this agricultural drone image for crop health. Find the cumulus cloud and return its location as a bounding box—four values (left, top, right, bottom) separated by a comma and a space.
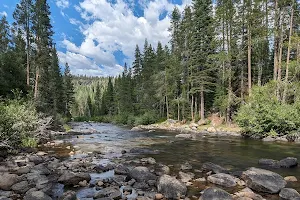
0, 11, 7, 17
56, 0, 70, 9
59, 0, 191, 77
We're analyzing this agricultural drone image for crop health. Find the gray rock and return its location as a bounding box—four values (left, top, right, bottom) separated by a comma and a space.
155, 164, 170, 176
258, 159, 279, 168
279, 188, 300, 200
181, 162, 192, 170
279, 157, 298, 168
200, 187, 232, 200
175, 134, 194, 139
0, 173, 19, 190
241, 167, 286, 194
59, 190, 77, 200
129, 148, 158, 154
129, 167, 156, 182
24, 190, 52, 200
94, 186, 122, 199
179, 171, 195, 183
133, 182, 149, 189
202, 162, 228, 174
58, 171, 91, 186
233, 187, 265, 200
207, 173, 236, 187
262, 136, 276, 142
31, 164, 51, 175
28, 155, 43, 165
114, 165, 129, 175
141, 157, 156, 165
11, 181, 30, 194
157, 175, 187, 199
14, 166, 31, 175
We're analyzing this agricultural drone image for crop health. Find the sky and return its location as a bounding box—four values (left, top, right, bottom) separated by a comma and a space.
0, 0, 192, 77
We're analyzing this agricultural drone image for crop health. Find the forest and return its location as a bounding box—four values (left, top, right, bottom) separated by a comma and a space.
0, 0, 74, 148
72, 0, 300, 139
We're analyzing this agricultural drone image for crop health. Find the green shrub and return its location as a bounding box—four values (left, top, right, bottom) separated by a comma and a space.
0, 99, 38, 148
135, 111, 158, 125
22, 137, 38, 147
235, 83, 300, 138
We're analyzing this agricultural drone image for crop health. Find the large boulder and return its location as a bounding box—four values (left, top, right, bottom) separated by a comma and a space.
279, 188, 300, 200
129, 167, 156, 182
58, 171, 91, 186
202, 162, 228, 174
0, 173, 19, 190
24, 191, 52, 200
241, 167, 286, 194
207, 173, 236, 187
200, 187, 232, 200
278, 157, 298, 168
258, 157, 298, 168
157, 175, 187, 199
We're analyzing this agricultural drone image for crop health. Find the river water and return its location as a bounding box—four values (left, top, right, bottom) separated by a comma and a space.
49, 122, 300, 198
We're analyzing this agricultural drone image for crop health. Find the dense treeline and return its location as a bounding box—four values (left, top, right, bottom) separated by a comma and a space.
0, 0, 74, 148
76, 0, 300, 138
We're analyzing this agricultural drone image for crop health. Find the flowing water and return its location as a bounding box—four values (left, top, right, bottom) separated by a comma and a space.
48, 122, 300, 198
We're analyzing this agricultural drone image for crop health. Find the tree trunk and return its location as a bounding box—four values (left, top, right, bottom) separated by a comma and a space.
177, 99, 180, 121
273, 0, 279, 81
191, 94, 194, 122
247, 23, 252, 95
34, 68, 39, 99
200, 87, 204, 121
283, 2, 294, 103
277, 15, 284, 100
258, 63, 262, 86
166, 95, 169, 119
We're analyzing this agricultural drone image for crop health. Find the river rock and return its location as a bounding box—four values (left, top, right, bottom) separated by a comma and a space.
14, 166, 31, 175
284, 176, 298, 182
130, 147, 158, 154
114, 164, 129, 175
241, 167, 286, 194
129, 167, 156, 182
202, 162, 228, 174
179, 171, 195, 183
258, 159, 279, 168
94, 186, 122, 199
58, 171, 91, 186
0, 173, 19, 190
200, 187, 232, 200
279, 188, 300, 200
175, 134, 194, 139
233, 187, 265, 200
28, 155, 43, 165
59, 190, 77, 200
157, 175, 187, 199
11, 181, 30, 194
181, 162, 192, 170
207, 173, 236, 187
279, 157, 298, 168
24, 190, 52, 200
141, 157, 156, 165
155, 164, 170, 176
262, 136, 276, 142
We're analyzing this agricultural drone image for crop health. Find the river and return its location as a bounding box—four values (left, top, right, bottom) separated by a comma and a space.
46, 122, 300, 199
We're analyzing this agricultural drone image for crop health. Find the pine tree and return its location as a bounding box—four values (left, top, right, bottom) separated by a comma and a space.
190, 0, 215, 121
13, 0, 33, 87
64, 62, 74, 116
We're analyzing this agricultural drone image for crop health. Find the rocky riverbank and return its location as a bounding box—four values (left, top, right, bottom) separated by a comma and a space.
1, 143, 300, 200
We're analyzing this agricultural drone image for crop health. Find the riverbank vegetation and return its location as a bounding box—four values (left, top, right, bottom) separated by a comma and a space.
0, 0, 74, 148
72, 0, 300, 139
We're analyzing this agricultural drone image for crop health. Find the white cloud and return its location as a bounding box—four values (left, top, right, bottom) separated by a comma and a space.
0, 11, 7, 17
56, 0, 70, 9
59, 0, 192, 77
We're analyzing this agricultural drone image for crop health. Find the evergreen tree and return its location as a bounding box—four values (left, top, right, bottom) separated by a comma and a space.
64, 62, 74, 116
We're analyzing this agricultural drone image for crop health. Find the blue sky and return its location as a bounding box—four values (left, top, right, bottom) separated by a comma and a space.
0, 0, 192, 76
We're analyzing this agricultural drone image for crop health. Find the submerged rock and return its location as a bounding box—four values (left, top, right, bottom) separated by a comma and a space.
207, 173, 236, 187
94, 186, 122, 199
279, 188, 300, 200
175, 134, 194, 139
258, 159, 279, 168
181, 162, 193, 170
241, 167, 286, 194
200, 187, 232, 200
202, 162, 228, 174
59, 190, 77, 200
279, 157, 298, 168
157, 175, 187, 199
